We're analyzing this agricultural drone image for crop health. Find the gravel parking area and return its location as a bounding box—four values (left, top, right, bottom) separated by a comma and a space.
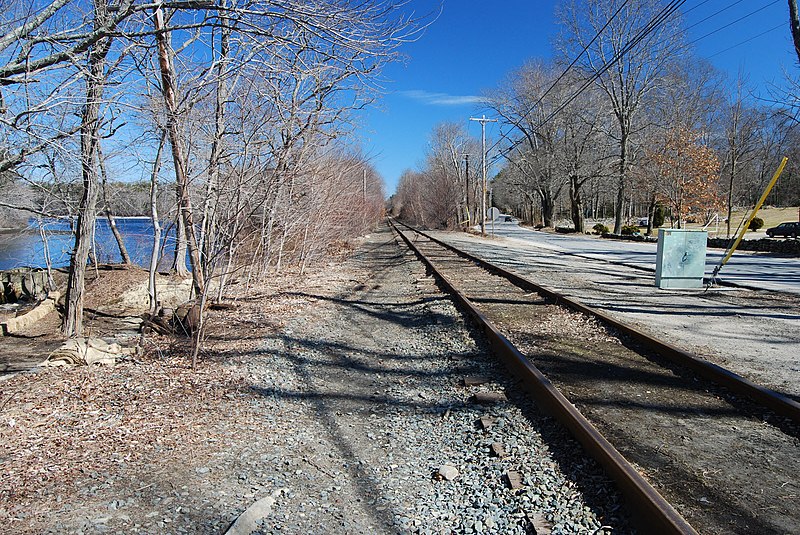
1, 225, 631, 534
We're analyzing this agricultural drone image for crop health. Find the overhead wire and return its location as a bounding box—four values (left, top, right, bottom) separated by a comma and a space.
481, 0, 633, 159
688, 0, 781, 46
680, 0, 716, 16
683, 0, 748, 32
508, 0, 632, 132
490, 0, 687, 165
488, 0, 783, 167
708, 22, 784, 58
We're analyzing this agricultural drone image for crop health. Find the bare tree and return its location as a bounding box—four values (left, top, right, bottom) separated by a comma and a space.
391, 122, 479, 229
153, 6, 205, 297
97, 143, 131, 264
147, 131, 166, 314
489, 61, 566, 227
63, 0, 115, 337
634, 59, 723, 234
557, 0, 685, 233
2, 0, 422, 349
490, 62, 609, 229
718, 76, 764, 237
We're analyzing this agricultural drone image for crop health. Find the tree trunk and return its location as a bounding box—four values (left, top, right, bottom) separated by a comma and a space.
37, 216, 56, 292
148, 131, 166, 314
646, 194, 657, 236
275, 173, 297, 273
613, 131, 629, 234
98, 143, 131, 264
540, 191, 555, 228
216, 218, 239, 302
172, 208, 189, 276
200, 5, 230, 280
726, 158, 737, 239
63, 0, 111, 337
569, 175, 585, 233
154, 6, 204, 297
464, 155, 471, 227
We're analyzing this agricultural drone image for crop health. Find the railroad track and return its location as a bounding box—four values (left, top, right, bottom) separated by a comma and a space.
389, 219, 800, 535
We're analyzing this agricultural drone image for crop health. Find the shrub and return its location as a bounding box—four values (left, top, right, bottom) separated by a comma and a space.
652, 204, 666, 228
592, 223, 610, 234
748, 217, 764, 231
621, 224, 640, 236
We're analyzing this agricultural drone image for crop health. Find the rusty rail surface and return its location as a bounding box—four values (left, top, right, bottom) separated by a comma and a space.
391, 219, 800, 427
389, 219, 698, 535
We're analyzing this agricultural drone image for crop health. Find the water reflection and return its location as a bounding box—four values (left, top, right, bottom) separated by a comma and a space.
0, 218, 179, 271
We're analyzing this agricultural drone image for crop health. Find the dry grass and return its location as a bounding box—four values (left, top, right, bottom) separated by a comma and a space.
635, 206, 800, 236
735, 206, 799, 228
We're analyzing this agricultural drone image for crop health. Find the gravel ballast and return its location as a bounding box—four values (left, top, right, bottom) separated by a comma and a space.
241, 226, 630, 534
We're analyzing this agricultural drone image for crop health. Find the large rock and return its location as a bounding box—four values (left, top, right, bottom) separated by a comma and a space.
1, 268, 49, 304
436, 464, 459, 481
225, 490, 286, 535
1, 291, 59, 335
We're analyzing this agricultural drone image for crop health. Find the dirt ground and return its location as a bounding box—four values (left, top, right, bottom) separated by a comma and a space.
0, 264, 308, 533
5, 224, 796, 534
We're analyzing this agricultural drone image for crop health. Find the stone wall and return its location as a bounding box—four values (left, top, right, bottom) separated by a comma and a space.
707, 237, 800, 256
1, 269, 49, 304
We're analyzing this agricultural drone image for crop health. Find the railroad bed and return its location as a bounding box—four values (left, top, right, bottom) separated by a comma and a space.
391, 220, 800, 535
426, 226, 800, 399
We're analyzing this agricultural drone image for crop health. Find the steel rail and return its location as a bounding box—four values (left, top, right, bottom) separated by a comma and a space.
389, 219, 698, 535
393, 219, 800, 426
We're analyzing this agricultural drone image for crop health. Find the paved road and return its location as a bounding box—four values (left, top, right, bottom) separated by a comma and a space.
482, 222, 800, 295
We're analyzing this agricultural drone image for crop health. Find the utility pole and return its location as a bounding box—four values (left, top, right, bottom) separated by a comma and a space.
463, 154, 470, 227
489, 186, 494, 237
470, 115, 496, 236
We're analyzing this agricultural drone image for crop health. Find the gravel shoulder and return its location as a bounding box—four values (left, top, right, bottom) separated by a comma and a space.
1, 225, 631, 534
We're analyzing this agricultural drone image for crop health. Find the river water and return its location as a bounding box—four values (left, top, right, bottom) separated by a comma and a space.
0, 217, 178, 271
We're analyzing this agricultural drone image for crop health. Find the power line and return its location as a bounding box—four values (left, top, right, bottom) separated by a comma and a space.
520, 0, 632, 126
490, 0, 781, 170
498, 0, 687, 161
681, 0, 716, 16
688, 0, 781, 46
684, 0, 747, 32
708, 22, 784, 58
492, 0, 783, 168
492, 0, 687, 165
483, 0, 633, 158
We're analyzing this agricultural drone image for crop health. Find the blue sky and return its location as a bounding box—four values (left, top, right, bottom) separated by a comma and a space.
362, 0, 796, 194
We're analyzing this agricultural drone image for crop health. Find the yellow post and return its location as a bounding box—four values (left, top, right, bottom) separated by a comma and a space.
711, 156, 788, 281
